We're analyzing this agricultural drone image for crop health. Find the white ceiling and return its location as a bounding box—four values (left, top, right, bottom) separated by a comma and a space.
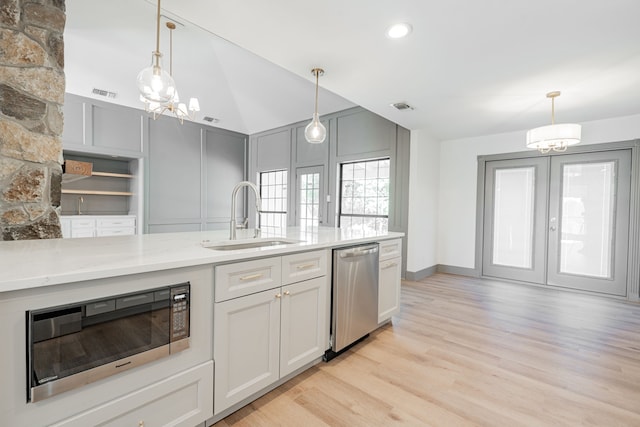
66, 0, 640, 140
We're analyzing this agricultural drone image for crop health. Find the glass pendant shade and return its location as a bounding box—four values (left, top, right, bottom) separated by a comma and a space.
137, 52, 176, 104
304, 113, 326, 144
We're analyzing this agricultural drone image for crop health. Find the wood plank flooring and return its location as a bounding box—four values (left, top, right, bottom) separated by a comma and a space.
214, 273, 640, 426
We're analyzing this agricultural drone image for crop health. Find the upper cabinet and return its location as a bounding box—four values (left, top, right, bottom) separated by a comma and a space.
62, 93, 145, 156
92, 102, 143, 154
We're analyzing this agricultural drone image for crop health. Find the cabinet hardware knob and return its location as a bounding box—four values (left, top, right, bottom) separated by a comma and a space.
275, 293, 282, 298
139, 422, 145, 427
284, 291, 290, 296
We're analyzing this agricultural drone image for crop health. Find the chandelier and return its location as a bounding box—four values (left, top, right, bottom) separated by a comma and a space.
137, 0, 199, 124
526, 91, 581, 153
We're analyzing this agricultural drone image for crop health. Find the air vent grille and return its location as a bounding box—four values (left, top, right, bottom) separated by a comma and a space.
390, 102, 414, 111
203, 116, 219, 123
92, 88, 117, 99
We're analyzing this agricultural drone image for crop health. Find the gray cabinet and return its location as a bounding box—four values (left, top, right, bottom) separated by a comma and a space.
92, 103, 143, 154
62, 93, 144, 156
148, 117, 202, 229
61, 94, 85, 148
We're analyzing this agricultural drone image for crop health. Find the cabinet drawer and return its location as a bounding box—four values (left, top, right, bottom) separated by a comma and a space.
51, 362, 213, 427
282, 250, 328, 285
70, 228, 95, 238
96, 227, 135, 237
379, 238, 402, 261
215, 257, 281, 302
70, 218, 95, 229
97, 217, 136, 228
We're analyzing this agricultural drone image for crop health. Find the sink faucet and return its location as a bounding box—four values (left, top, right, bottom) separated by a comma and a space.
230, 181, 261, 240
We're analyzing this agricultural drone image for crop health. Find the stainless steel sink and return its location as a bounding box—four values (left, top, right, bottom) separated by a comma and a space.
203, 238, 300, 251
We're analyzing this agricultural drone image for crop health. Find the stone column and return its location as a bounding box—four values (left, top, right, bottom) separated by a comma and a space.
0, 0, 65, 240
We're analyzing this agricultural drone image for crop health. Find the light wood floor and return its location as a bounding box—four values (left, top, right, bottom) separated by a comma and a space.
214, 273, 640, 426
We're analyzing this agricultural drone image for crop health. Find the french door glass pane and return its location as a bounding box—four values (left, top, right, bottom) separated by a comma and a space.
492, 167, 535, 269
559, 162, 615, 278
299, 172, 320, 229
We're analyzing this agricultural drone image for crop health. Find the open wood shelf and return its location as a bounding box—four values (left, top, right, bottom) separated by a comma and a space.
90, 171, 134, 179
61, 189, 134, 196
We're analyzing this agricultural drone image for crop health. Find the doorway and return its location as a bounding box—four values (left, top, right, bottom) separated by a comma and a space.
482, 149, 631, 296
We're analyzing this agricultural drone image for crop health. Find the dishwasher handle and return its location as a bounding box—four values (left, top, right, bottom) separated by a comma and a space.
338, 244, 379, 258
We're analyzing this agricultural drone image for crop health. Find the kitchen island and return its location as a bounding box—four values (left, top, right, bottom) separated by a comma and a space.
0, 227, 402, 426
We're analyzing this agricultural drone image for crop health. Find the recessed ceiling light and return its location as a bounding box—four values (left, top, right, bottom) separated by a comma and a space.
386, 23, 412, 39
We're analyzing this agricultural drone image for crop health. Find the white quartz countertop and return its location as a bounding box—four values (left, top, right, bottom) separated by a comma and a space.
0, 227, 403, 293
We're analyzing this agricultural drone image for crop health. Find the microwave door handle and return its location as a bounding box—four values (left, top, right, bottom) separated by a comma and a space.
121, 295, 148, 303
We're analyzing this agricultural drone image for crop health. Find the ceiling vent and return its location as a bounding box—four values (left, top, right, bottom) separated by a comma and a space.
92, 88, 117, 99
203, 116, 220, 123
390, 102, 414, 111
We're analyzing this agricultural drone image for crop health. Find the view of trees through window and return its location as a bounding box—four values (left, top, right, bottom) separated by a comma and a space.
299, 169, 321, 230
259, 170, 287, 232
339, 158, 390, 233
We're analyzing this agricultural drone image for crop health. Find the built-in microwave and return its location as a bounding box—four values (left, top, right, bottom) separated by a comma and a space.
26, 282, 190, 403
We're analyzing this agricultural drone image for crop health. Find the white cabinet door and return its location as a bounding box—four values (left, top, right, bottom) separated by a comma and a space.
280, 276, 329, 377
214, 289, 281, 415
378, 256, 401, 323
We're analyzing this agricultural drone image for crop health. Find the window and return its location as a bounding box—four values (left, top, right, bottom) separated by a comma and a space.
339, 158, 389, 233
298, 169, 321, 230
259, 170, 287, 233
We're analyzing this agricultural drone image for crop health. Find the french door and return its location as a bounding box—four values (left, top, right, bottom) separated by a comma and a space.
482, 149, 631, 296
296, 166, 325, 229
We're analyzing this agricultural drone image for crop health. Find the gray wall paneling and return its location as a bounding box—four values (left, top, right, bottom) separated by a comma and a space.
249, 106, 411, 276
204, 129, 247, 230
148, 117, 203, 228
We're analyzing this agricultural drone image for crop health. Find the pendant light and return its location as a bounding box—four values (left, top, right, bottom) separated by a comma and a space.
136, 0, 176, 104
141, 21, 200, 124
526, 91, 581, 153
304, 68, 326, 144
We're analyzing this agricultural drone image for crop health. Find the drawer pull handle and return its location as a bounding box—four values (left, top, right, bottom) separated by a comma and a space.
382, 262, 398, 270
239, 273, 264, 281
296, 263, 315, 270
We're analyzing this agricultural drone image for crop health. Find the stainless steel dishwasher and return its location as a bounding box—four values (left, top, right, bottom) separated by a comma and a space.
325, 243, 379, 360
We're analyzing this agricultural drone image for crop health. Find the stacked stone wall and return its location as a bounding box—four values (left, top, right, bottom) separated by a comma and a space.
0, 0, 65, 240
